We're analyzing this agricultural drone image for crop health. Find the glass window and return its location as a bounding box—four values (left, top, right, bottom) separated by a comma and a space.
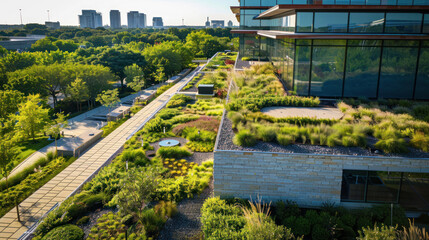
415, 47, 429, 100
351, 0, 365, 4
336, 0, 350, 4
244, 0, 261, 6
424, 14, 429, 33
399, 173, 429, 212
414, 0, 429, 5
322, 0, 335, 4
296, 12, 313, 32
379, 46, 418, 99
366, 172, 401, 203
293, 0, 308, 4
278, 0, 293, 3
397, 0, 412, 5
313, 40, 346, 46
310, 46, 345, 97
341, 170, 367, 202
294, 45, 311, 96
385, 13, 423, 33
366, 0, 381, 5
314, 12, 348, 32
243, 10, 262, 29
344, 45, 381, 98
349, 13, 384, 33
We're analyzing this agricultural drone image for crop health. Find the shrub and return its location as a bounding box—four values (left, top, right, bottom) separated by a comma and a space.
167, 94, 192, 108
357, 225, 397, 240
182, 127, 217, 142
154, 201, 178, 218
42, 224, 84, 240
258, 126, 277, 142
156, 146, 191, 159
76, 216, 90, 225
186, 141, 214, 152
121, 149, 149, 167
228, 111, 245, 129
83, 193, 105, 210
172, 116, 220, 135
375, 138, 409, 153
87, 212, 127, 240
233, 130, 257, 147
410, 132, 429, 152
312, 224, 330, 240
277, 134, 294, 146
157, 108, 181, 120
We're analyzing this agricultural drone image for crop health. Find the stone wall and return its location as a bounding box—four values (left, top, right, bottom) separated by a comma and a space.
214, 150, 429, 208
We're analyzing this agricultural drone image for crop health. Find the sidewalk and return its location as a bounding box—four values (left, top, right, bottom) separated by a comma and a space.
0, 67, 201, 240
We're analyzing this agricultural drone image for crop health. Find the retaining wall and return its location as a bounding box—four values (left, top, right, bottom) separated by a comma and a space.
214, 150, 429, 207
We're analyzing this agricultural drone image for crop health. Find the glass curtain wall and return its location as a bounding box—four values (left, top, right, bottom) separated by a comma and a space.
415, 41, 429, 99
341, 170, 429, 212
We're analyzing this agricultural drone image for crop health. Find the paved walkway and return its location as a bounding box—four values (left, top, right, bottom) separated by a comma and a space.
6, 84, 160, 182
0, 67, 201, 240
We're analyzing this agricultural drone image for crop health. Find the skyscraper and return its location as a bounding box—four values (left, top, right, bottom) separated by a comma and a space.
79, 10, 102, 29
153, 17, 164, 28
211, 20, 225, 28
205, 17, 211, 27
110, 10, 121, 29
128, 11, 146, 28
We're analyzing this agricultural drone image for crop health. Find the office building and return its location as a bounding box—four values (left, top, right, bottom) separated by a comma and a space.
110, 10, 121, 29
79, 10, 102, 29
128, 11, 146, 28
231, 0, 429, 100
153, 17, 164, 28
45, 21, 60, 29
211, 20, 225, 28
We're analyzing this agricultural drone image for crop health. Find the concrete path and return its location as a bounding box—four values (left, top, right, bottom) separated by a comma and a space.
261, 106, 344, 120
6, 84, 161, 181
0, 67, 201, 240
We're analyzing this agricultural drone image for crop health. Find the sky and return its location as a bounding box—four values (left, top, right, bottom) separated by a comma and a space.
0, 0, 239, 26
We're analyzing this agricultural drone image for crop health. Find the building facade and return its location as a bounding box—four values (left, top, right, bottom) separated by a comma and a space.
79, 10, 102, 29
110, 10, 121, 29
128, 11, 146, 28
231, 0, 429, 100
228, 20, 234, 27
212, 20, 225, 28
153, 17, 164, 27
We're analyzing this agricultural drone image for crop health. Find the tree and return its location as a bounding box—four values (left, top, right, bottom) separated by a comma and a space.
116, 167, 162, 222
30, 38, 58, 52
45, 112, 68, 152
201, 39, 225, 58
124, 64, 145, 92
0, 46, 7, 57
53, 40, 79, 52
96, 89, 120, 111
66, 78, 89, 112
0, 131, 19, 190
128, 76, 146, 93
0, 90, 23, 120
13, 94, 50, 141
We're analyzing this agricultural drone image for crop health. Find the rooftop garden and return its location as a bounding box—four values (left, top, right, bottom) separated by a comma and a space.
32, 71, 228, 239
203, 52, 238, 72
219, 64, 429, 157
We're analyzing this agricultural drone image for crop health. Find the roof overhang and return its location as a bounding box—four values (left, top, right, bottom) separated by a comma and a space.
231, 29, 259, 35
257, 4, 429, 19
257, 30, 429, 40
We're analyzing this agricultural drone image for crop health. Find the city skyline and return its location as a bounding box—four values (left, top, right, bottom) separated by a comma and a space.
0, 0, 238, 26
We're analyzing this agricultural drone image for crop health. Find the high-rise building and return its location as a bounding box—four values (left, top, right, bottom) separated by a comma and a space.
228, 20, 233, 28
45, 21, 60, 29
110, 10, 121, 29
79, 10, 102, 29
211, 20, 225, 28
231, 0, 429, 100
128, 11, 146, 28
153, 17, 164, 28
205, 17, 211, 27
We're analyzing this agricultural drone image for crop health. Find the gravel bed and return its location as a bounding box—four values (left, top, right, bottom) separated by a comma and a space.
157, 179, 214, 240
217, 115, 429, 158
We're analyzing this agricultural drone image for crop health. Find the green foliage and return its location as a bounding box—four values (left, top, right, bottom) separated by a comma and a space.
101, 117, 129, 137
158, 108, 182, 120
277, 134, 294, 146
172, 116, 220, 136
96, 89, 120, 108
166, 94, 192, 108
186, 141, 214, 152
76, 216, 90, 225
87, 212, 130, 240
227, 96, 320, 112
181, 127, 217, 143
357, 225, 397, 240
410, 132, 429, 152
257, 126, 277, 142
156, 83, 174, 96
183, 73, 203, 90
156, 146, 191, 159
42, 224, 84, 240
120, 149, 150, 167
0, 90, 23, 120
375, 138, 409, 153
233, 130, 257, 147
